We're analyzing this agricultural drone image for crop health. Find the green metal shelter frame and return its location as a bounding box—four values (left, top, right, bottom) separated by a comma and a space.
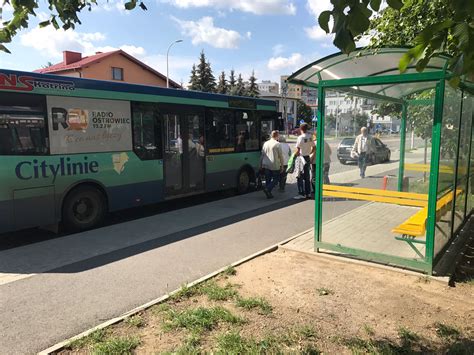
288, 47, 473, 274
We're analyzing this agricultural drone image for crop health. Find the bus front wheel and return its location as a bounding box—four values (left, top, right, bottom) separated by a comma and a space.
236, 169, 251, 194
62, 186, 106, 231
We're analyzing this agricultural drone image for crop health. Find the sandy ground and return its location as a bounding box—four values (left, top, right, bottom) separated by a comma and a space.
59, 248, 474, 354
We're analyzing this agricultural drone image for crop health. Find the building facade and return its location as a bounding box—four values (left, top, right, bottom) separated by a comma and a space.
257, 80, 279, 94
35, 50, 181, 88
259, 92, 298, 130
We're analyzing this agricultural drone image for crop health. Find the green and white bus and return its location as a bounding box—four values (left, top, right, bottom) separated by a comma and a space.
0, 69, 280, 233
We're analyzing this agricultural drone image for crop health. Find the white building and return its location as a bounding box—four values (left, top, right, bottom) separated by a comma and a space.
257, 80, 279, 94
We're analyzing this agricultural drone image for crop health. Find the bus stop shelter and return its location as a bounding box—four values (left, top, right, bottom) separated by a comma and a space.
288, 47, 473, 274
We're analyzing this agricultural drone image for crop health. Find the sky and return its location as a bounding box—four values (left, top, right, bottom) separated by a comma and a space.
0, 0, 371, 87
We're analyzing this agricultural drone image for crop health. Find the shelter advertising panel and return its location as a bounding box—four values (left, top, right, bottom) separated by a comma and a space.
47, 96, 132, 154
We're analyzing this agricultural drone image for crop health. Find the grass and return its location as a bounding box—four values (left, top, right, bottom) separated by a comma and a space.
222, 265, 237, 276
162, 306, 244, 333
125, 315, 144, 328
170, 284, 199, 301
235, 296, 273, 315
398, 326, 420, 347
316, 287, 334, 296
66, 329, 107, 349
434, 322, 461, 341
66, 330, 140, 355
215, 331, 261, 354
199, 281, 238, 301
91, 336, 140, 355
363, 324, 375, 337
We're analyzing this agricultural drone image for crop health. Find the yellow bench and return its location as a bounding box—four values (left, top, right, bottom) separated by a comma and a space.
322, 184, 428, 208
391, 189, 462, 257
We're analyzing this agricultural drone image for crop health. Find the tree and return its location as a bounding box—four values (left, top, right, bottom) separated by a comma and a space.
247, 70, 260, 97
195, 51, 216, 93
235, 74, 246, 96
216, 71, 227, 94
189, 64, 200, 91
297, 100, 313, 125
0, 0, 147, 53
228, 69, 237, 95
318, 0, 474, 84
354, 113, 370, 131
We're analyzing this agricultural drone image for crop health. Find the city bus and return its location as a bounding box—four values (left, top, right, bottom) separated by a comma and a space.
0, 69, 280, 233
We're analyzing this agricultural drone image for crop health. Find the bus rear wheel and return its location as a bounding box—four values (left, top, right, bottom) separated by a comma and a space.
236, 169, 251, 194
62, 186, 106, 231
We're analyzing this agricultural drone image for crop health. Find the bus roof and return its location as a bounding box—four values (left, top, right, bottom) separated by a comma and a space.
0, 69, 277, 111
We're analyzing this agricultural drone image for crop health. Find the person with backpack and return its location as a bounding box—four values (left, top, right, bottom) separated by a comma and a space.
294, 123, 315, 199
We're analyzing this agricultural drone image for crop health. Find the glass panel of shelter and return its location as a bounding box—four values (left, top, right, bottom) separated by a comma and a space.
319, 84, 438, 263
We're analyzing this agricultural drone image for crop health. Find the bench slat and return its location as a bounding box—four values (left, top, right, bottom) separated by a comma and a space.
322, 184, 428, 201
323, 190, 428, 207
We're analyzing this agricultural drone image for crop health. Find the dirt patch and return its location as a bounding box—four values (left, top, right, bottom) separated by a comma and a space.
57, 248, 474, 354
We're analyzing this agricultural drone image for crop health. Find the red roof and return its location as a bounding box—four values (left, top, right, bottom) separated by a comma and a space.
35, 50, 181, 88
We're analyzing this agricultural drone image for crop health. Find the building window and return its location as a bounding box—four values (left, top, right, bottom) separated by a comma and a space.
112, 67, 124, 81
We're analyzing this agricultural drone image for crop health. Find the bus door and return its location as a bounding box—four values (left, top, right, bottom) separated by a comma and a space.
162, 106, 205, 196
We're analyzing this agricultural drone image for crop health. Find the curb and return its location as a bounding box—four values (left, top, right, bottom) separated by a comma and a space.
38, 228, 312, 355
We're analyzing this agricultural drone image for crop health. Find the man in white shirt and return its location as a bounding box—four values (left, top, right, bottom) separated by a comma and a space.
260, 130, 284, 199
294, 123, 315, 199
351, 127, 375, 178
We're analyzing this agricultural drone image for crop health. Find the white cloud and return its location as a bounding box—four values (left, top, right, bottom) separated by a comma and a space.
305, 25, 330, 41
272, 44, 285, 56
246, 31, 252, 39
19, 26, 145, 61
306, 0, 331, 18
96, 0, 130, 13
267, 53, 306, 72
163, 0, 296, 15
356, 35, 371, 48
172, 16, 243, 49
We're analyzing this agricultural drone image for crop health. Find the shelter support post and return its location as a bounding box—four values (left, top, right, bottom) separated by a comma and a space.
398, 102, 408, 191
425, 80, 445, 274
314, 85, 325, 252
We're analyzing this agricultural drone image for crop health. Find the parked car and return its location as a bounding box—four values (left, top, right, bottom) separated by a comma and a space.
337, 137, 391, 165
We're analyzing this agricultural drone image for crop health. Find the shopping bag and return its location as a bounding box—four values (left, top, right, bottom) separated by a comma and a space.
286, 153, 296, 174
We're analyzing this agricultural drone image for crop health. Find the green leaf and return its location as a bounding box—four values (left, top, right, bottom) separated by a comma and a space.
139, 2, 147, 10
38, 20, 50, 28
318, 11, 331, 33
334, 27, 356, 54
124, 1, 136, 10
347, 5, 371, 37
0, 44, 11, 53
370, 0, 381, 12
387, 0, 404, 10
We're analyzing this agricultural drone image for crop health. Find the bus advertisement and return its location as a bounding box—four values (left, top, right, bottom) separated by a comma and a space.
0, 69, 280, 233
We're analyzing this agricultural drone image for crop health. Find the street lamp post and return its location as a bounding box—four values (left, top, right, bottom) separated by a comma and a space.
166, 39, 183, 88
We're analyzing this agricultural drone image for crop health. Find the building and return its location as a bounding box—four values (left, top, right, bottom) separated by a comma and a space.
257, 80, 279, 94
259, 92, 298, 130
35, 50, 181, 88
280, 75, 302, 99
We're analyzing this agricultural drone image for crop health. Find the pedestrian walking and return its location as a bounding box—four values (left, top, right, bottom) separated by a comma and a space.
278, 135, 292, 192
260, 130, 284, 199
294, 123, 315, 199
310, 139, 332, 193
351, 127, 375, 179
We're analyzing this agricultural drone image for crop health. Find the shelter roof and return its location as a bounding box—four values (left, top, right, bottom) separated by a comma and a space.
288, 47, 451, 100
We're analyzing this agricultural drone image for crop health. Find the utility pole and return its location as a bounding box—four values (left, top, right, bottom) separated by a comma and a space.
166, 39, 183, 88
282, 80, 288, 135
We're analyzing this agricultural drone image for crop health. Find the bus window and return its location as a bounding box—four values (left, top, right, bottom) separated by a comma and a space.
235, 111, 258, 152
0, 93, 48, 155
132, 103, 162, 160
205, 109, 235, 154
